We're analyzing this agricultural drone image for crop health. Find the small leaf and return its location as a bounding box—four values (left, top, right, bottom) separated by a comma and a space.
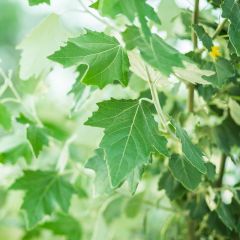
124, 192, 144, 218
85, 99, 168, 187
11, 170, 74, 229
169, 154, 202, 191
42, 213, 82, 240
0, 103, 12, 130
193, 24, 213, 50
0, 143, 33, 164
203, 58, 235, 87
205, 162, 216, 183
27, 125, 49, 158
49, 31, 129, 89
158, 170, 186, 200
174, 121, 207, 174
85, 149, 112, 195
229, 98, 240, 125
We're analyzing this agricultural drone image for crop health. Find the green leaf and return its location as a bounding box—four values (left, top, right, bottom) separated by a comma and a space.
169, 154, 202, 191
42, 213, 82, 240
27, 125, 49, 158
158, 171, 186, 201
93, 0, 160, 39
193, 24, 213, 50
0, 143, 33, 164
174, 122, 207, 174
229, 98, 240, 125
216, 202, 236, 231
222, 0, 240, 56
18, 14, 71, 80
213, 116, 240, 156
85, 149, 112, 194
28, 0, 50, 6
11, 170, 74, 229
49, 31, 129, 89
203, 58, 235, 87
205, 162, 216, 183
124, 192, 144, 218
0, 103, 11, 130
85, 99, 168, 187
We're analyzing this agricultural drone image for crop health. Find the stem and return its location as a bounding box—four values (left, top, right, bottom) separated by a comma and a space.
212, 19, 228, 40
188, 0, 200, 113
215, 154, 227, 188
145, 65, 168, 131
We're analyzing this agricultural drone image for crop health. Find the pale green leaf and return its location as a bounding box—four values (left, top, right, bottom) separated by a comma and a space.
18, 14, 71, 80
49, 31, 129, 89
85, 99, 168, 187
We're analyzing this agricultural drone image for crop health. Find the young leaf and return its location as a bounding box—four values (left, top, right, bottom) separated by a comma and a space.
169, 154, 202, 191
0, 103, 11, 130
222, 0, 240, 56
193, 24, 213, 50
28, 0, 50, 6
27, 125, 49, 158
11, 170, 74, 229
85, 99, 168, 187
49, 31, 129, 89
92, 0, 160, 39
42, 213, 82, 240
174, 122, 207, 174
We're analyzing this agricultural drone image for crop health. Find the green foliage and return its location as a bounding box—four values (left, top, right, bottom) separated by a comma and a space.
11, 171, 74, 229
1, 0, 240, 239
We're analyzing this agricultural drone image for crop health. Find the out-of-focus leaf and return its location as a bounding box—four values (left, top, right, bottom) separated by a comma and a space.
124, 192, 144, 218
0, 103, 11, 130
229, 98, 240, 126
11, 170, 74, 229
42, 213, 82, 240
27, 125, 49, 158
193, 24, 213, 50
18, 14, 71, 80
28, 0, 50, 6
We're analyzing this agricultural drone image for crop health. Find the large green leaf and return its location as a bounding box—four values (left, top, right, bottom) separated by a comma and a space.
174, 122, 207, 174
11, 171, 74, 229
222, 0, 240, 56
49, 31, 129, 89
92, 0, 160, 39
169, 154, 202, 191
85, 99, 168, 187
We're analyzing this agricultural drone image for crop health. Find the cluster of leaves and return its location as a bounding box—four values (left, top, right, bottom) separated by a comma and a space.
0, 0, 240, 239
